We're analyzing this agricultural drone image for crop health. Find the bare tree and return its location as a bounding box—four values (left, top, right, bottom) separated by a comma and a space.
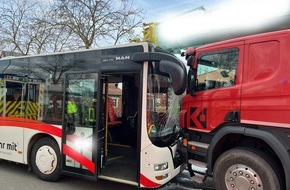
108, 0, 144, 45
33, 6, 83, 54
52, 0, 143, 48
0, 0, 144, 54
0, 0, 38, 55
0, 0, 84, 54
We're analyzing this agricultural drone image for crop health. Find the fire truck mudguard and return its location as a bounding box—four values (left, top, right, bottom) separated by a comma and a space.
207, 125, 290, 189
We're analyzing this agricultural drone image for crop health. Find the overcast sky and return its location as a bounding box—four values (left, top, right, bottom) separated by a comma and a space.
137, 0, 219, 22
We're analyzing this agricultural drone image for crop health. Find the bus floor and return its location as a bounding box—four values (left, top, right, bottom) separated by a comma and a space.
101, 143, 137, 183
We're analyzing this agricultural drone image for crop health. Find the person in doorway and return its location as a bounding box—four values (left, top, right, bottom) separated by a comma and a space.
67, 97, 78, 124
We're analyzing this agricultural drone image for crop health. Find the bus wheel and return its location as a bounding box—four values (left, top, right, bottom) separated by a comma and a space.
31, 137, 61, 182
213, 148, 282, 190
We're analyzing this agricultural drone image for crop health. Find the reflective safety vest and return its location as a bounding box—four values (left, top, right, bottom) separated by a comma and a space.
67, 101, 77, 114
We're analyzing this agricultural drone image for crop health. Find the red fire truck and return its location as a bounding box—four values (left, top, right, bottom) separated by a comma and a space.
180, 29, 290, 190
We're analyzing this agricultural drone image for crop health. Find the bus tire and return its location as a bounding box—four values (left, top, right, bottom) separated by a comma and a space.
31, 137, 61, 182
213, 148, 282, 190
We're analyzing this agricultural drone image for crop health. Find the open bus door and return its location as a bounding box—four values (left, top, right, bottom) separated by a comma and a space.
97, 73, 140, 187
61, 71, 102, 180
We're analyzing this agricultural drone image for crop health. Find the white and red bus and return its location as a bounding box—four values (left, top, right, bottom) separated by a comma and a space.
0, 43, 186, 188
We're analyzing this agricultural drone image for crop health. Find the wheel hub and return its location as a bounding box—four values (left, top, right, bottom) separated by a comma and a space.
225, 164, 263, 190
35, 145, 57, 174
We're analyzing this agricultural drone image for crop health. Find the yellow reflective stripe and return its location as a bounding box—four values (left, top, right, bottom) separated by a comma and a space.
0, 100, 40, 120
27, 101, 38, 120
0, 101, 4, 113
38, 84, 44, 120
88, 108, 95, 122
7, 101, 20, 116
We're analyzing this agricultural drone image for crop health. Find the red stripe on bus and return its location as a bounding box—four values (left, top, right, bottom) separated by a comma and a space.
140, 173, 160, 188
25, 122, 62, 137
63, 144, 95, 174
0, 117, 95, 174
0, 117, 62, 137
0, 117, 26, 123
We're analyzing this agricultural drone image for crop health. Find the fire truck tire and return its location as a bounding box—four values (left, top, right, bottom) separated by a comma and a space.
31, 137, 61, 182
213, 148, 282, 190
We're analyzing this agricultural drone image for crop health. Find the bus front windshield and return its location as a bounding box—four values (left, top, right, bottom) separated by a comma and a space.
147, 73, 182, 147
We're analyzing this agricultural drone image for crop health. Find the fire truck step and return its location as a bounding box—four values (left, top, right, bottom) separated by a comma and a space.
188, 159, 207, 168
188, 141, 209, 149
191, 175, 205, 184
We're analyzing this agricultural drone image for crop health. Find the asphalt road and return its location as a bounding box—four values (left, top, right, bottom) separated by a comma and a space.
0, 160, 136, 190
0, 159, 215, 190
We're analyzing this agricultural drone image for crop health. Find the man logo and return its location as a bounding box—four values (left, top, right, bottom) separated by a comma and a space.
116, 56, 130, 60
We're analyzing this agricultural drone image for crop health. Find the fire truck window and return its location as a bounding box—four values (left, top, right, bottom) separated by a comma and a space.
196, 48, 238, 91
0, 81, 27, 118
248, 41, 279, 81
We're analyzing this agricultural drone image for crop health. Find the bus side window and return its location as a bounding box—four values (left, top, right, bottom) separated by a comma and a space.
43, 83, 63, 124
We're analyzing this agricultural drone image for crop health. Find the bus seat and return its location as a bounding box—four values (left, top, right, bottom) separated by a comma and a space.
107, 97, 121, 128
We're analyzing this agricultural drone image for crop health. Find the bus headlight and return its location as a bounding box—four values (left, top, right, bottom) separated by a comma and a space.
154, 162, 168, 171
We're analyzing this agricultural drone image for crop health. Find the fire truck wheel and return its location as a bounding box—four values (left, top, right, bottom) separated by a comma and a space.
31, 137, 61, 182
213, 148, 282, 190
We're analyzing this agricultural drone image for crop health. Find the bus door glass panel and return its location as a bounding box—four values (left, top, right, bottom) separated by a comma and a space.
62, 72, 99, 177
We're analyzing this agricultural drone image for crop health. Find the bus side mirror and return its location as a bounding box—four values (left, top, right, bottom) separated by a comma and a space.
159, 60, 186, 95
186, 54, 194, 66
187, 68, 197, 96
132, 52, 187, 95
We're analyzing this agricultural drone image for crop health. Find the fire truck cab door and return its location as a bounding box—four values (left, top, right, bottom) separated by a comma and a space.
62, 71, 101, 180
